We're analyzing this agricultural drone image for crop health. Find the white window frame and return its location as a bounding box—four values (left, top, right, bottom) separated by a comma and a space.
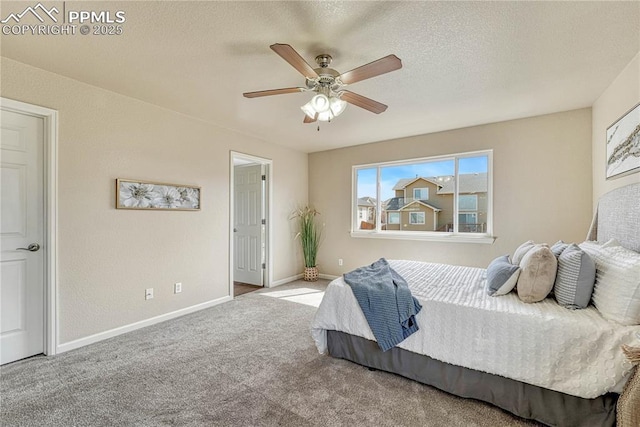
409, 212, 425, 225
351, 150, 494, 243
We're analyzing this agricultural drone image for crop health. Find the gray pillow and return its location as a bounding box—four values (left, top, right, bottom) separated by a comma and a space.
486, 255, 521, 296
517, 244, 557, 303
551, 240, 569, 258
554, 244, 596, 309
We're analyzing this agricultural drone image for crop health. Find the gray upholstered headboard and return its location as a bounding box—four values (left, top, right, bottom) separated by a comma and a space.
587, 182, 640, 252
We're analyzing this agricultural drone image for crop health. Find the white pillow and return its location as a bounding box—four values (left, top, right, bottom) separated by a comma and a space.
578, 239, 618, 260
591, 245, 640, 325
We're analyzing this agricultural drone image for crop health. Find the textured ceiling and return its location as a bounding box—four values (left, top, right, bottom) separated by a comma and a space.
1, 1, 639, 152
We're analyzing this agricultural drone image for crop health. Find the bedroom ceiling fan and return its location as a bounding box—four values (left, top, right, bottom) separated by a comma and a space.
243, 44, 402, 124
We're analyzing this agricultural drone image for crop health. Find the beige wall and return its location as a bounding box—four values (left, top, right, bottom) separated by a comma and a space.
309, 108, 593, 274
592, 52, 640, 207
1, 58, 308, 344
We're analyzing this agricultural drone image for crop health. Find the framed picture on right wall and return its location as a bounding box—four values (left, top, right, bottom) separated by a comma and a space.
606, 101, 640, 180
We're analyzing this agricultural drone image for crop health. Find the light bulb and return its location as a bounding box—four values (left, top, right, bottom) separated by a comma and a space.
311, 94, 330, 113
301, 101, 316, 119
329, 97, 347, 116
317, 110, 333, 122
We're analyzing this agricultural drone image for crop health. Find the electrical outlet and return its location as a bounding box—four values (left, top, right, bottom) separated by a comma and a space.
338, 258, 343, 266
174, 282, 182, 294
145, 288, 154, 300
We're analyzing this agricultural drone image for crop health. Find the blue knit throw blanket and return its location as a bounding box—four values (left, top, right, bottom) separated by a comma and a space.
343, 258, 422, 352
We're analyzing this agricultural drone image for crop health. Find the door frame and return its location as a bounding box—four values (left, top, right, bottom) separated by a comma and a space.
1, 97, 58, 357
229, 151, 272, 297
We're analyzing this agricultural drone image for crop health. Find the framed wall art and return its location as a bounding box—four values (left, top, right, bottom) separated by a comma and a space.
606, 101, 640, 180
116, 179, 200, 210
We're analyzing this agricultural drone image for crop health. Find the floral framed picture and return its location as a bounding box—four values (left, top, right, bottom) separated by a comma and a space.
606, 101, 640, 180
116, 179, 200, 210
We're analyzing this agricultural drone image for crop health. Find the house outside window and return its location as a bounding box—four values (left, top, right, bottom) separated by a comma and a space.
353, 150, 493, 242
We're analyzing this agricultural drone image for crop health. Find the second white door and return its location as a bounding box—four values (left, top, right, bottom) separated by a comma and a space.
233, 164, 263, 286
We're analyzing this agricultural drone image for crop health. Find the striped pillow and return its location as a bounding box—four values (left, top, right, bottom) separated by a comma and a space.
554, 244, 596, 309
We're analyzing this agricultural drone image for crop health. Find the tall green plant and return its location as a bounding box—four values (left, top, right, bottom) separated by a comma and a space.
291, 206, 322, 268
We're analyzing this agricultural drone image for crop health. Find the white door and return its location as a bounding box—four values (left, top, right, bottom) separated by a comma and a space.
0, 109, 44, 365
234, 164, 263, 286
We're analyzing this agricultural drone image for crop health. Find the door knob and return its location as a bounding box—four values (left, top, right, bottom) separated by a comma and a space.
233, 228, 238, 232
16, 243, 40, 252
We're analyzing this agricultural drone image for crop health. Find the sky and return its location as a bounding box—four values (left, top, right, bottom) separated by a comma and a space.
357, 155, 488, 200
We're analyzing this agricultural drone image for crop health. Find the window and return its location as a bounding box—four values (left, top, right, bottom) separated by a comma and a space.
458, 194, 480, 232
353, 150, 492, 242
409, 212, 425, 224
355, 169, 377, 230
458, 194, 477, 210
413, 188, 429, 200
459, 213, 480, 233
358, 208, 366, 220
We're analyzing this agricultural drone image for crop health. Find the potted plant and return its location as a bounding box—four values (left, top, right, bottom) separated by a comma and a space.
291, 206, 322, 281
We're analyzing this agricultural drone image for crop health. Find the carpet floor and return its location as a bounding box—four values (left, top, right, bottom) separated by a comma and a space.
1, 280, 540, 426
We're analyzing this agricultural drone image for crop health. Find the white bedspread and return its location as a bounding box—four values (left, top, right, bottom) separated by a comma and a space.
310, 260, 640, 399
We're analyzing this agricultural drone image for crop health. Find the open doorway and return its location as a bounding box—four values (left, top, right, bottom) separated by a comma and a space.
230, 152, 271, 298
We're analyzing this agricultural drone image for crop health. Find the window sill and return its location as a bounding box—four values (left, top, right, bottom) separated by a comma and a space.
350, 231, 496, 244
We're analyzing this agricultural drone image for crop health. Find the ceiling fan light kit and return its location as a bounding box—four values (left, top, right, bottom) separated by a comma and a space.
300, 93, 348, 122
243, 43, 402, 125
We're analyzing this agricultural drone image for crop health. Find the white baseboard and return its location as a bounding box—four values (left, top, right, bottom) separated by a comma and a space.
270, 273, 337, 287
270, 274, 303, 287
56, 295, 233, 354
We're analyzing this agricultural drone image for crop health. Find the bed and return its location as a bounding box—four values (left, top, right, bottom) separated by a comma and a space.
310, 182, 640, 427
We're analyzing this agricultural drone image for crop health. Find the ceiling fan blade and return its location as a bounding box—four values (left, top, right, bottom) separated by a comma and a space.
340, 90, 388, 114
270, 44, 319, 79
338, 54, 402, 85
243, 87, 305, 98
303, 113, 318, 124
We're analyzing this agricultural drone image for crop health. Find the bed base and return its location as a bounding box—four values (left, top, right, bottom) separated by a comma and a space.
327, 330, 617, 427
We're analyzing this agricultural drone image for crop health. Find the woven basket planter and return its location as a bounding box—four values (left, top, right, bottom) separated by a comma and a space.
303, 266, 319, 282
618, 345, 640, 427
618, 366, 639, 426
